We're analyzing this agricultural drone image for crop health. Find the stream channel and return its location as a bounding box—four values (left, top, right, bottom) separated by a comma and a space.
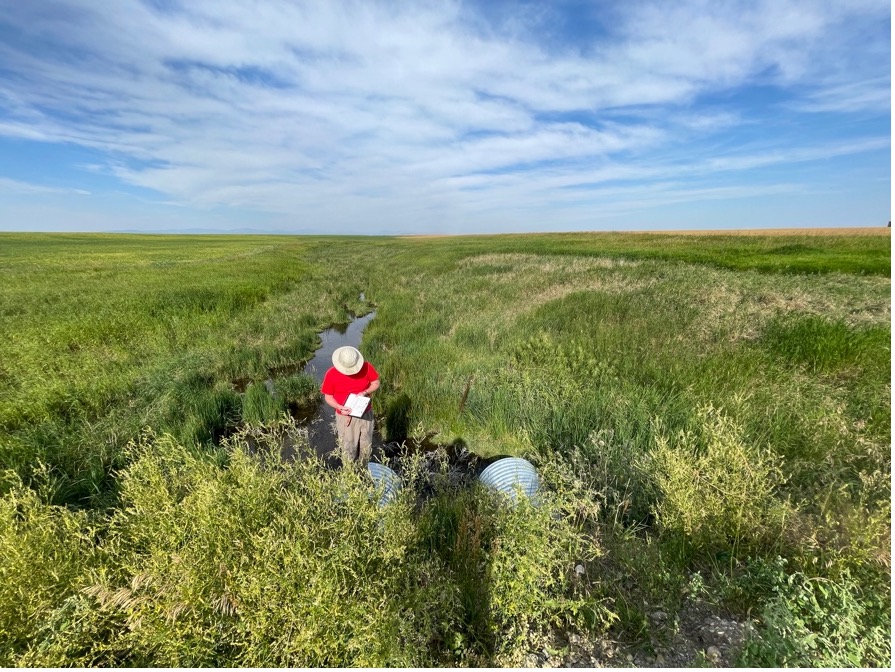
292, 307, 377, 465
252, 297, 505, 482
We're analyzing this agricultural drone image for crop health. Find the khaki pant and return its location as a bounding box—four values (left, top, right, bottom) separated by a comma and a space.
335, 411, 373, 466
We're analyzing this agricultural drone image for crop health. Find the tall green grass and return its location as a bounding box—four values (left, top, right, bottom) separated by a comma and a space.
761, 313, 890, 372
0, 231, 889, 665
0, 234, 365, 503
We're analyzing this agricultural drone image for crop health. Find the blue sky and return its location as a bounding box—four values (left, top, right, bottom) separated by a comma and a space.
0, 0, 890, 234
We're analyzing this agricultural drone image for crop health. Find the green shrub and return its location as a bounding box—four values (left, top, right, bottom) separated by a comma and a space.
4, 427, 617, 666
483, 489, 611, 664
644, 405, 790, 562
28, 428, 458, 666
18, 591, 131, 667
0, 469, 98, 665
739, 558, 890, 667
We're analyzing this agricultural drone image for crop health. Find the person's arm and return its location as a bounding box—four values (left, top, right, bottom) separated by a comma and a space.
324, 393, 351, 415
361, 379, 380, 396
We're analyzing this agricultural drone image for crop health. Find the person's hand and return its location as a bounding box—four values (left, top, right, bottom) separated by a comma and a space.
339, 406, 352, 415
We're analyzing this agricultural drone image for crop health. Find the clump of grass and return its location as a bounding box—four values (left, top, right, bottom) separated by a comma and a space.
242, 382, 285, 426
158, 370, 243, 446
272, 373, 318, 408
383, 392, 412, 441
761, 314, 890, 372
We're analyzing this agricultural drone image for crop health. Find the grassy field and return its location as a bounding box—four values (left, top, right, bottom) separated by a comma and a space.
0, 230, 890, 666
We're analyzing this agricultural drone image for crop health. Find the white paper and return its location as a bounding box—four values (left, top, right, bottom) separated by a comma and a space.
345, 393, 370, 418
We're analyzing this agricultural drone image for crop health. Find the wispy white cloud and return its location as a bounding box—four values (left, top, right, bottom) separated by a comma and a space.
0, 0, 888, 231
0, 177, 90, 196
789, 77, 891, 114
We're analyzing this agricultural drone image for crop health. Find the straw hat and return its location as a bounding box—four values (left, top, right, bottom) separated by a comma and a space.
332, 346, 364, 375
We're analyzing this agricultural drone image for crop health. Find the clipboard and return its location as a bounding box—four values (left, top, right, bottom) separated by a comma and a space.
344, 393, 370, 418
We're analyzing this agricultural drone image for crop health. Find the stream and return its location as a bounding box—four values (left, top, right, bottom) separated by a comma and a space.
249, 297, 507, 480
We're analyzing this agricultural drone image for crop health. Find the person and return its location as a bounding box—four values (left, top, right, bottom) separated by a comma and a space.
320, 346, 380, 466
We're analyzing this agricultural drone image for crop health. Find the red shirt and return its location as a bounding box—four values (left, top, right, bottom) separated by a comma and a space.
320, 362, 379, 407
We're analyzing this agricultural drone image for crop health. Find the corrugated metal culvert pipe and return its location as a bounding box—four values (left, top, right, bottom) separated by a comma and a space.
367, 461, 402, 506
477, 457, 540, 504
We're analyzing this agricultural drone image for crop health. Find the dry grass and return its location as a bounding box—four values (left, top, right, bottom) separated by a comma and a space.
457, 253, 649, 324
677, 266, 890, 342
455, 251, 890, 343
459, 253, 638, 273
